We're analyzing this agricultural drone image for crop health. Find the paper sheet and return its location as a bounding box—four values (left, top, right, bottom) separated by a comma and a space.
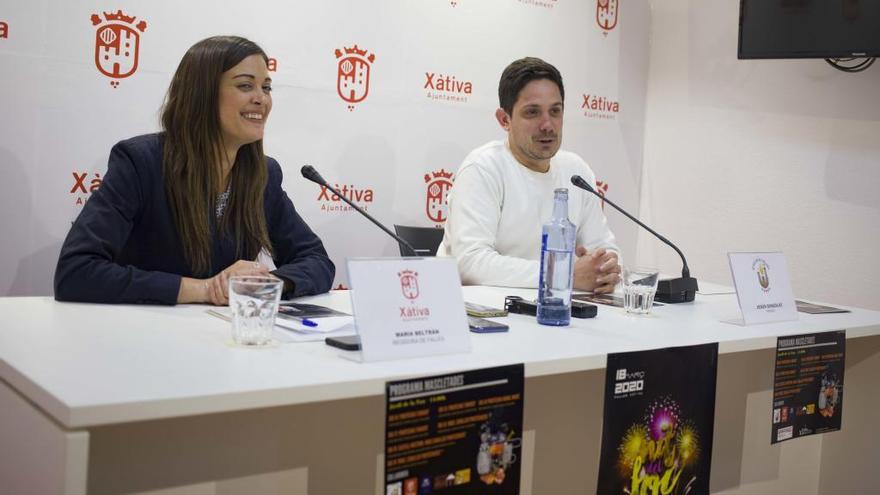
207, 309, 357, 343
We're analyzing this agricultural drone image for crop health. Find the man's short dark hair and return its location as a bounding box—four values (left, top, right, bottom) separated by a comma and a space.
498, 57, 564, 115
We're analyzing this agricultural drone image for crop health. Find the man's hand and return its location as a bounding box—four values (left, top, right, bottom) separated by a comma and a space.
572, 246, 620, 294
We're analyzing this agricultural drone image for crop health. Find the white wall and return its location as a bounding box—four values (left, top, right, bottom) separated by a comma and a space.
0, 0, 650, 295
640, 0, 880, 310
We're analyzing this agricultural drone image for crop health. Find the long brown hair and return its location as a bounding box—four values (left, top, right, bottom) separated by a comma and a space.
161, 36, 272, 276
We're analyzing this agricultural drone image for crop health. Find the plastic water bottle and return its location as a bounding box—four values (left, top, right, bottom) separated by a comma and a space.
537, 188, 576, 326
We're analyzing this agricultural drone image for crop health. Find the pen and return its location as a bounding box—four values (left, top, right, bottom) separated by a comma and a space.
277, 312, 319, 328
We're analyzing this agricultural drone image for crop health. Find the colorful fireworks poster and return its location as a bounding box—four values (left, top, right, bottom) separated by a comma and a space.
771, 331, 845, 443
384, 364, 524, 495
596, 343, 718, 495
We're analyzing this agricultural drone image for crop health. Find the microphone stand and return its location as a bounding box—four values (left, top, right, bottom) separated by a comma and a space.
570, 175, 698, 303
301, 165, 420, 257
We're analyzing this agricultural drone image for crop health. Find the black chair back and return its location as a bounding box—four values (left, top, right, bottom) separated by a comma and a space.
393, 225, 445, 257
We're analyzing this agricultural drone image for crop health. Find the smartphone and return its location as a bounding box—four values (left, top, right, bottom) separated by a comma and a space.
504, 296, 538, 316
468, 315, 509, 333
506, 295, 597, 319
573, 293, 663, 309
325, 335, 361, 351
465, 301, 508, 318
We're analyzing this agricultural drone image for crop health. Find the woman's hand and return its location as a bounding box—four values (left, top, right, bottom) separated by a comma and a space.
205, 260, 272, 305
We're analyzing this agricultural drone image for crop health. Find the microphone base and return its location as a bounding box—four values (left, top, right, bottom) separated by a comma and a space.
655, 277, 698, 303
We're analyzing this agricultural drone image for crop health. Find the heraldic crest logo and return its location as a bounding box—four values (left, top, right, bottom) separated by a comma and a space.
335, 44, 375, 111
90, 10, 147, 88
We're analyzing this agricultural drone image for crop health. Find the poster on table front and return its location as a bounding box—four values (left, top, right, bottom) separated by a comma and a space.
596, 343, 718, 495
771, 331, 845, 444
384, 364, 524, 495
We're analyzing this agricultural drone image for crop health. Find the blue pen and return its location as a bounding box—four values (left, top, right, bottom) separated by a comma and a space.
276, 311, 319, 328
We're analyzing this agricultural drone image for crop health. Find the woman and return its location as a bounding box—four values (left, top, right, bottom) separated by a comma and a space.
54, 36, 334, 305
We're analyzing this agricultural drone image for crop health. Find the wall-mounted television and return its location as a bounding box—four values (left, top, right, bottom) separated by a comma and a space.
738, 0, 880, 59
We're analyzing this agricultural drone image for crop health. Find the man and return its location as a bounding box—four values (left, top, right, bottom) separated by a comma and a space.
438, 57, 620, 292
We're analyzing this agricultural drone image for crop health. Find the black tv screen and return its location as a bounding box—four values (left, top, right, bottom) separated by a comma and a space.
738, 0, 880, 59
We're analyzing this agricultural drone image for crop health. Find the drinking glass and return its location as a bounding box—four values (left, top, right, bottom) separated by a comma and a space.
229, 276, 283, 346
622, 267, 659, 315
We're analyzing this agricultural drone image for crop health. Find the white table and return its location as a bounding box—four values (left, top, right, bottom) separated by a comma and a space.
2, 287, 878, 494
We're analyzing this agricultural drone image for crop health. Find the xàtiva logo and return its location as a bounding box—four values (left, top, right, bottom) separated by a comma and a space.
597, 0, 619, 34
90, 10, 147, 88
335, 44, 375, 111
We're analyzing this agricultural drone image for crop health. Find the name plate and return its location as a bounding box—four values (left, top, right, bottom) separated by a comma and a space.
728, 251, 798, 325
347, 257, 471, 362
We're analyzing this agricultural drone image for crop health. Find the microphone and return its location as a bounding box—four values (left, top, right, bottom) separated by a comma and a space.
570, 175, 698, 303
300, 164, 327, 186
300, 165, 419, 257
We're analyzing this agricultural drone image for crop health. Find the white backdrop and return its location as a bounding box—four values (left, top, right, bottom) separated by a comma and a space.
639, 0, 880, 311
0, 0, 650, 295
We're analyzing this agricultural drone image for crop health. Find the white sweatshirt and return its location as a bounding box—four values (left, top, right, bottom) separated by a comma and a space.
437, 140, 619, 288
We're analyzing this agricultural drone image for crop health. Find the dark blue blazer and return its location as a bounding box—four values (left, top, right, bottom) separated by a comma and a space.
54, 133, 335, 304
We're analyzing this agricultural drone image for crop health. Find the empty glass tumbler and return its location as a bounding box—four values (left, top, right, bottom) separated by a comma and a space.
229, 276, 283, 345
622, 267, 659, 315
